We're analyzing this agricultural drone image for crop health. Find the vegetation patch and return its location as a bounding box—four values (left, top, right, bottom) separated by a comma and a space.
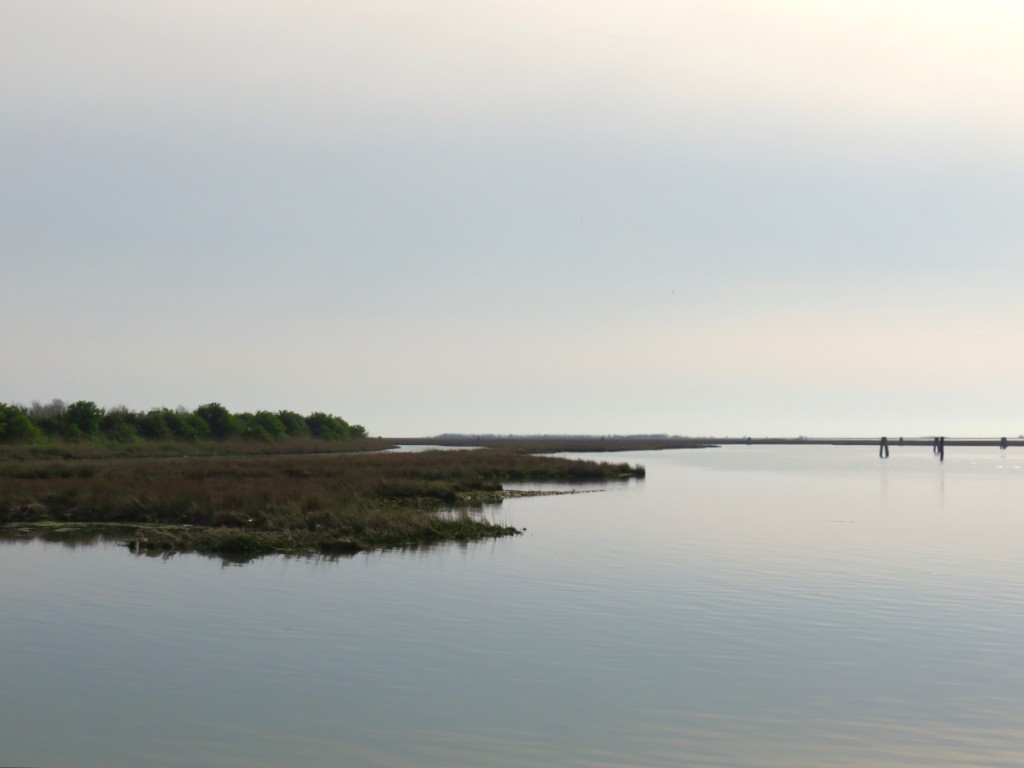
0, 443, 644, 562
0, 399, 367, 447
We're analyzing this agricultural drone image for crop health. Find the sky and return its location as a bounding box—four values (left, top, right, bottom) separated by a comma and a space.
3, 0, 1024, 437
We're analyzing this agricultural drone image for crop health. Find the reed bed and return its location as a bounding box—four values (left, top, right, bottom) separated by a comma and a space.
0, 446, 644, 559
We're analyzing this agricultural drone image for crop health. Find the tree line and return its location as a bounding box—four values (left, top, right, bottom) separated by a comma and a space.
0, 400, 367, 444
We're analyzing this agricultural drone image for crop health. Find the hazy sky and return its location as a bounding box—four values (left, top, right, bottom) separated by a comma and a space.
4, 1, 1023, 437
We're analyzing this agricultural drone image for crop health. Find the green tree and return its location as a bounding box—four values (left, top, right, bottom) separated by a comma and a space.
277, 410, 310, 438
194, 402, 242, 439
66, 400, 104, 438
250, 411, 286, 441
168, 409, 210, 441
100, 407, 139, 443
138, 408, 174, 440
305, 412, 351, 440
0, 403, 43, 443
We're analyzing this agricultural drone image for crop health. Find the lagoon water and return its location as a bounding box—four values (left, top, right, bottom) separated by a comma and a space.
5, 445, 1024, 767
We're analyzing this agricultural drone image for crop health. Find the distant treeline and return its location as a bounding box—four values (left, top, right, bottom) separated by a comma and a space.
0, 400, 367, 444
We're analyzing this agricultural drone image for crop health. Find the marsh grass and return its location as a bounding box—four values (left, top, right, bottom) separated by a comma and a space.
0, 436, 394, 463
0, 446, 643, 560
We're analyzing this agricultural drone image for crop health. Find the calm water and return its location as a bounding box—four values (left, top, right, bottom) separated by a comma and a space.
5, 445, 1024, 767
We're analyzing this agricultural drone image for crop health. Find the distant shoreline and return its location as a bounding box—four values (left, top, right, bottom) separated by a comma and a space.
387, 435, 1024, 451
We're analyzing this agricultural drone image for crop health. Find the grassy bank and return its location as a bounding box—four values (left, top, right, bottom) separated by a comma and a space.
0, 444, 644, 560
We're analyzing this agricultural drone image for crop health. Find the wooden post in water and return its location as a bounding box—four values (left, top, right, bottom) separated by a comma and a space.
938, 436, 945, 462
879, 436, 889, 458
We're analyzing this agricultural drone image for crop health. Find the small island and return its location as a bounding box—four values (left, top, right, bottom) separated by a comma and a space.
0, 400, 648, 560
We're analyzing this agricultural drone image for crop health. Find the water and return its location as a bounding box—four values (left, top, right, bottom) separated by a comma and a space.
5, 445, 1024, 767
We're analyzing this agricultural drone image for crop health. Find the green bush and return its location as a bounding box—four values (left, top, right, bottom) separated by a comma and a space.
66, 401, 104, 438
251, 411, 287, 441
194, 402, 242, 439
0, 404, 43, 443
169, 410, 210, 441
306, 412, 351, 440
138, 409, 174, 440
236, 411, 287, 441
108, 420, 139, 443
100, 407, 140, 443
277, 410, 310, 438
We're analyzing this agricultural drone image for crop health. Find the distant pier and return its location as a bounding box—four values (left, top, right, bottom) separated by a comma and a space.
711, 437, 1022, 448
706, 436, 1022, 462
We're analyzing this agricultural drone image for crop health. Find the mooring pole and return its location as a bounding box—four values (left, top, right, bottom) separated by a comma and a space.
938, 436, 945, 462
879, 436, 889, 458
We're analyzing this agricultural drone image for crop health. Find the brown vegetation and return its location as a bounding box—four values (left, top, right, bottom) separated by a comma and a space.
0, 443, 644, 560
